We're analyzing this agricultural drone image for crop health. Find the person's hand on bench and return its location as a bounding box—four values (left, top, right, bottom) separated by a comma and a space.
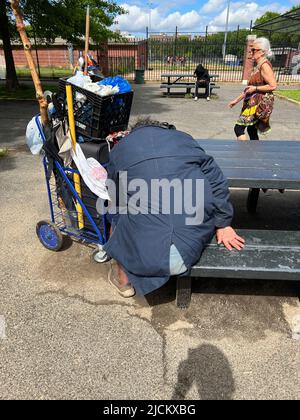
216, 227, 245, 251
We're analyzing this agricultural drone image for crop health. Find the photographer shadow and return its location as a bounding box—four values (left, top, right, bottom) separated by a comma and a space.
172, 344, 235, 400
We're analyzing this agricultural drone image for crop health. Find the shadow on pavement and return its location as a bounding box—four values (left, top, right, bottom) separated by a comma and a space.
172, 344, 235, 400
0, 155, 17, 173
130, 84, 174, 119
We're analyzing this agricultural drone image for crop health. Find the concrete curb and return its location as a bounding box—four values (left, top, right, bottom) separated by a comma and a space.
275, 92, 300, 106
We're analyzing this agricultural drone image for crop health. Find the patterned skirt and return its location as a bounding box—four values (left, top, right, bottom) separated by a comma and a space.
236, 92, 274, 134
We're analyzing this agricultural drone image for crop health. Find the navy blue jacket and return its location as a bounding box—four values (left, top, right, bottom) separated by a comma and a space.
104, 126, 233, 295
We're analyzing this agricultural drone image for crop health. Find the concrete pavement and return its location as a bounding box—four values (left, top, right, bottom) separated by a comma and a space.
0, 83, 300, 400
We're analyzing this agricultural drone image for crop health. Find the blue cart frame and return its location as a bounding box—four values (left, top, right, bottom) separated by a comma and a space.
35, 115, 109, 262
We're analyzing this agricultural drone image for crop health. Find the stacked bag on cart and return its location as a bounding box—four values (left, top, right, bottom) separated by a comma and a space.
25, 73, 134, 239
59, 74, 134, 140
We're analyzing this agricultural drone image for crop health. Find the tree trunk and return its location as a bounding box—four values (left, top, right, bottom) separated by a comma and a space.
0, 0, 19, 90
10, 0, 48, 125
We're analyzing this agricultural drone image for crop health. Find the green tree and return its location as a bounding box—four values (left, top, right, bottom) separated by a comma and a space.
254, 11, 281, 26
0, 1, 19, 89
0, 0, 125, 90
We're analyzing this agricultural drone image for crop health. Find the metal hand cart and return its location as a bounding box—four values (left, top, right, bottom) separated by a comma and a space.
35, 115, 109, 263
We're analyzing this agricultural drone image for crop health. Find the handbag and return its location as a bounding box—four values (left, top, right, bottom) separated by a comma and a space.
255, 92, 274, 134
255, 92, 274, 120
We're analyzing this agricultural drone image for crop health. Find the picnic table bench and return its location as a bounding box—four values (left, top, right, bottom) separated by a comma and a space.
160, 73, 220, 97
176, 140, 300, 309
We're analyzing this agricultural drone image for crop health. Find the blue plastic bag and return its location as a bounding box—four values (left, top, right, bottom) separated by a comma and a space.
98, 76, 132, 94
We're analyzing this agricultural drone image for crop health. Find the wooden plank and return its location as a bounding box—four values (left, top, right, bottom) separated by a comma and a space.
198, 140, 300, 151
161, 73, 219, 78
213, 158, 300, 170
224, 170, 300, 189
191, 230, 300, 280
194, 140, 300, 188
202, 151, 300, 161
160, 84, 194, 88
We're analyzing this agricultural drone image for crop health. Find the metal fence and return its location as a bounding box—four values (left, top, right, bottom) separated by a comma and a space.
108, 34, 245, 82
2, 32, 300, 83
108, 36, 300, 83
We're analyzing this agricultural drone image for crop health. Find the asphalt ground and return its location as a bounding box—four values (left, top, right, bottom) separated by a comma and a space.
0, 83, 299, 400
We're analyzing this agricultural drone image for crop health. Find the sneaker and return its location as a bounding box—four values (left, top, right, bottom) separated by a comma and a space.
206, 97, 210, 101
194, 97, 198, 101
108, 263, 136, 298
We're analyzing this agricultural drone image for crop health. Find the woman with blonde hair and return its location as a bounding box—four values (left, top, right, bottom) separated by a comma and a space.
229, 37, 277, 140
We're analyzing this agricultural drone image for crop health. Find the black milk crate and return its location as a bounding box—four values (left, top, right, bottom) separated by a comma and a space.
59, 77, 134, 139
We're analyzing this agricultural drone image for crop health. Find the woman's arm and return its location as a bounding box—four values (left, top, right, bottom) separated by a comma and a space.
228, 91, 246, 108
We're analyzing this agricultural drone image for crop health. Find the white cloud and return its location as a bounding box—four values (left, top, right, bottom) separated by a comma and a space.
158, 11, 202, 30
115, 4, 148, 32
113, 2, 290, 34
201, 0, 227, 14
115, 4, 203, 32
210, 2, 289, 30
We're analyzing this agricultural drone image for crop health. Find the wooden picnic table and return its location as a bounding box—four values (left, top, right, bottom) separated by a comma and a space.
160, 73, 220, 96
177, 139, 300, 309
198, 139, 300, 212
161, 73, 219, 84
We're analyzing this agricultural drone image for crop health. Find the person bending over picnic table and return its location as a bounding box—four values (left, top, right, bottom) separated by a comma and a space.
104, 119, 245, 298
194, 64, 211, 101
229, 37, 277, 141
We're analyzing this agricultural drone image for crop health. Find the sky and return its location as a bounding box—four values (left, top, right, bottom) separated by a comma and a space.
112, 0, 299, 34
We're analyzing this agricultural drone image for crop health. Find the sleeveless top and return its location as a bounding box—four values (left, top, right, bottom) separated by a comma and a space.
249, 60, 273, 87
237, 60, 275, 133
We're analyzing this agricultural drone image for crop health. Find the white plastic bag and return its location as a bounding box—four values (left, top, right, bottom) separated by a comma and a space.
67, 71, 92, 88
71, 143, 110, 201
26, 116, 43, 155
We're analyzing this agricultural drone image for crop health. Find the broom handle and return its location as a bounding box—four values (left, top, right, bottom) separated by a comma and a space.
10, 0, 48, 126
84, 6, 90, 75
66, 85, 84, 230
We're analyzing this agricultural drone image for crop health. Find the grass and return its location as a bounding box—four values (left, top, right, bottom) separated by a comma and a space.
0, 84, 59, 100
277, 90, 300, 103
184, 93, 193, 99
16, 67, 72, 79
0, 148, 8, 157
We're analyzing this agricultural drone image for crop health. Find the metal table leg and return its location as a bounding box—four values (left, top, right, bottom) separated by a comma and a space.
247, 188, 260, 213
176, 277, 192, 309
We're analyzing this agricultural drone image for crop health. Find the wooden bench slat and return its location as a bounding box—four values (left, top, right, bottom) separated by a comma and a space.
193, 230, 300, 275
176, 230, 300, 309
160, 84, 219, 89
160, 84, 194, 88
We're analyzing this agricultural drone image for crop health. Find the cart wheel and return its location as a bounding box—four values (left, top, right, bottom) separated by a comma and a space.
36, 220, 63, 252
93, 249, 109, 264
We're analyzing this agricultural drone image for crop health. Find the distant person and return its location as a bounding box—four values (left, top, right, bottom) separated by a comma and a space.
180, 56, 186, 66
194, 64, 210, 101
228, 37, 277, 140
